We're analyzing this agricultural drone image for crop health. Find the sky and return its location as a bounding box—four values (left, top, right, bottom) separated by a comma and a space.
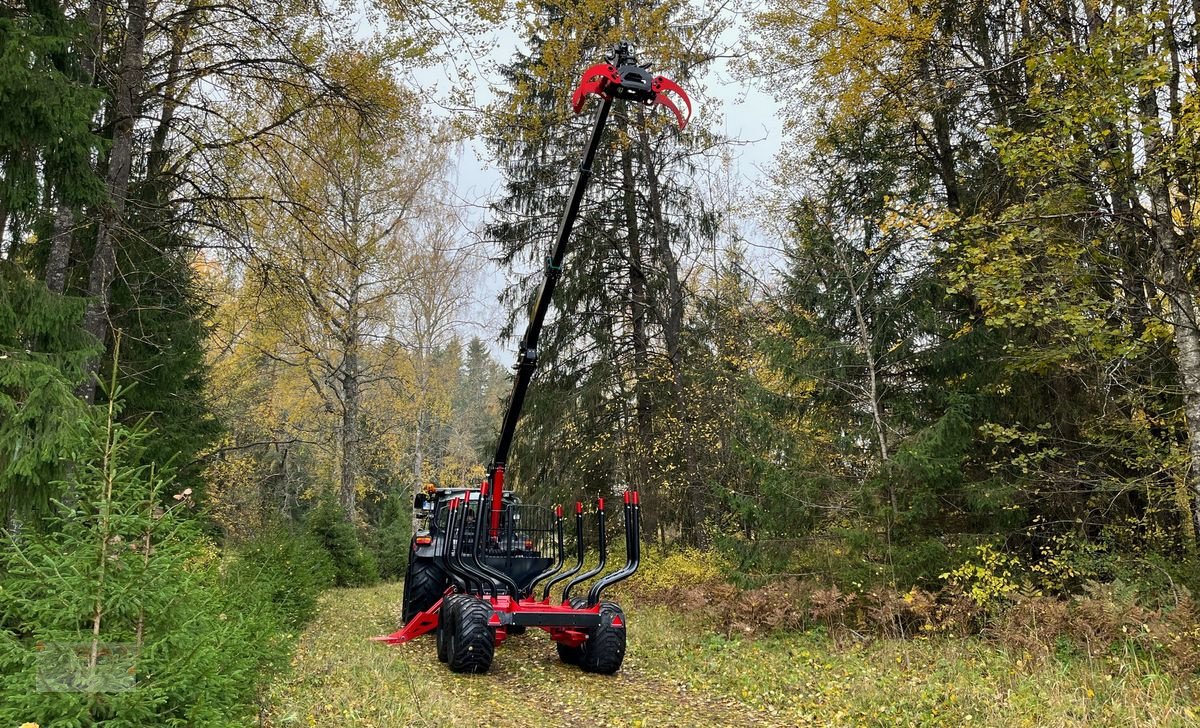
401, 10, 787, 352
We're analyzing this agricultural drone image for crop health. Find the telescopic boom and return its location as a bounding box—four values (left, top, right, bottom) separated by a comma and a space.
482, 43, 691, 528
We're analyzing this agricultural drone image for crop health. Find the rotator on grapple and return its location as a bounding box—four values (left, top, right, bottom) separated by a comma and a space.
373, 43, 690, 675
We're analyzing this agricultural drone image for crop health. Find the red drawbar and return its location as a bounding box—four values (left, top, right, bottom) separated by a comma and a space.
374, 594, 608, 649
370, 596, 443, 645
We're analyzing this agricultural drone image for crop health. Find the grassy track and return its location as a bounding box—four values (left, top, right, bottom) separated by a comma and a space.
265, 584, 1198, 727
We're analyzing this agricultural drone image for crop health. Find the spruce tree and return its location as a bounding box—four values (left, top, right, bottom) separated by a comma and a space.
486, 1, 725, 543
0, 268, 99, 518
0, 1, 102, 257
0, 370, 268, 724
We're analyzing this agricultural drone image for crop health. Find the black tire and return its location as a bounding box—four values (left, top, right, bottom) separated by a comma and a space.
402, 551, 446, 624
446, 598, 495, 674
438, 594, 468, 663
555, 596, 588, 665
579, 601, 626, 675
556, 640, 583, 665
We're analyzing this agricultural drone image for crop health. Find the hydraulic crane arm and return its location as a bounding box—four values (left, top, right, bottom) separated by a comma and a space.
483, 43, 691, 530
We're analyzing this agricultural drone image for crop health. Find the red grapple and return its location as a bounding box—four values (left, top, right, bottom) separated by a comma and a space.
570, 60, 692, 129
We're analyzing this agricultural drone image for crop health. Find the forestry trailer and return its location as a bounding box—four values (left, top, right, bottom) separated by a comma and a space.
372, 43, 691, 674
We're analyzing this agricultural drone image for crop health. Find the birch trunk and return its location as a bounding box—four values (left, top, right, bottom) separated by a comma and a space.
340, 302, 361, 519
1139, 80, 1200, 540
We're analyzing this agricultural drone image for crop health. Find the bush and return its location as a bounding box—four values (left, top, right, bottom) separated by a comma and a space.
629, 546, 729, 595
306, 499, 379, 587
224, 528, 335, 629
941, 543, 1023, 610
988, 582, 1200, 673
371, 498, 411, 582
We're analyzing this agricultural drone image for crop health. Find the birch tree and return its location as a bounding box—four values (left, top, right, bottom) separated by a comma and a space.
228, 59, 450, 518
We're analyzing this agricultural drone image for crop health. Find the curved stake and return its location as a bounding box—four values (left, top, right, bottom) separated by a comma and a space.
528, 505, 566, 598
543, 503, 585, 601
563, 499, 608, 603
468, 491, 521, 597
589, 491, 641, 605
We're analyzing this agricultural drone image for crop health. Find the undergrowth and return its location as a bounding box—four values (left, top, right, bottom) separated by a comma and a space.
0, 387, 334, 726
625, 546, 1200, 677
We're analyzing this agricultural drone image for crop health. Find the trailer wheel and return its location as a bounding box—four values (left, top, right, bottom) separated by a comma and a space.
556, 640, 583, 665
579, 602, 626, 675
438, 594, 467, 663
554, 597, 587, 665
447, 598, 495, 674
402, 552, 446, 624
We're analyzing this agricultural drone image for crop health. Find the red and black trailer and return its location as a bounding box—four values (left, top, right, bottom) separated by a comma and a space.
374, 42, 689, 675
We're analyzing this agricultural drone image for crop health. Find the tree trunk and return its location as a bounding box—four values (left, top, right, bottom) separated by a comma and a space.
1162, 246, 1200, 542
636, 110, 708, 549
77, 0, 149, 402
837, 243, 895, 513
45, 204, 75, 294
0, 196, 9, 257
339, 263, 363, 519
340, 340, 357, 518
411, 377, 425, 535
47, 0, 104, 294
620, 119, 657, 542
1139, 81, 1200, 541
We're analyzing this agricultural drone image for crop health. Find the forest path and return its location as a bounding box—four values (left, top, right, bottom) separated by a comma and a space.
262, 582, 760, 728
264, 582, 1197, 727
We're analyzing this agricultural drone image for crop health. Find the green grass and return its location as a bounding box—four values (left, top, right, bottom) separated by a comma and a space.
264, 583, 1199, 727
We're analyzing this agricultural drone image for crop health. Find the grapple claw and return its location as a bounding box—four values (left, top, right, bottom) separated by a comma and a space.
571, 62, 622, 114
651, 76, 692, 130
568, 45, 692, 130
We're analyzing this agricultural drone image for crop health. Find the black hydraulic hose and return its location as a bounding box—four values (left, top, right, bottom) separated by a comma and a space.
446, 500, 478, 597
490, 97, 615, 473
450, 499, 496, 598
438, 502, 468, 594
528, 507, 566, 599
588, 491, 641, 606
543, 505, 585, 601
468, 493, 521, 597
563, 499, 608, 603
